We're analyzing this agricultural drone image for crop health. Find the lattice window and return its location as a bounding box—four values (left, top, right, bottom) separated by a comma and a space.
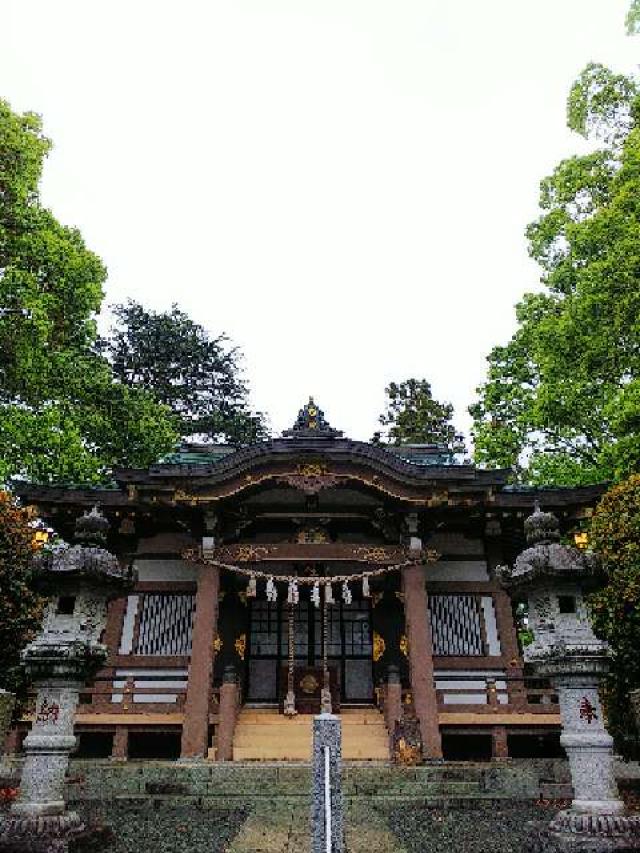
134, 594, 195, 656
429, 595, 484, 656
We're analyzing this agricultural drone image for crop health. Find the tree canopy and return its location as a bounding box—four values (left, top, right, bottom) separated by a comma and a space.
589, 474, 640, 758
470, 56, 640, 485
375, 378, 466, 454
0, 99, 268, 485
0, 99, 179, 484
0, 491, 44, 696
103, 301, 268, 445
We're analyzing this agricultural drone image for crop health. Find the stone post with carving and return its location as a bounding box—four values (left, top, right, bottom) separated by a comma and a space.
0, 507, 133, 853
499, 504, 640, 853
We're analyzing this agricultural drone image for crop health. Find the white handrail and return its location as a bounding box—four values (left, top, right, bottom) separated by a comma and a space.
324, 745, 332, 853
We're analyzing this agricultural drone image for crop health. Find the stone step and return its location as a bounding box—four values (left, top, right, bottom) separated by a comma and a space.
60, 757, 571, 803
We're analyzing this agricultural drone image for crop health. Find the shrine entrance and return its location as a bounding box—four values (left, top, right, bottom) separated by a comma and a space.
245, 598, 374, 705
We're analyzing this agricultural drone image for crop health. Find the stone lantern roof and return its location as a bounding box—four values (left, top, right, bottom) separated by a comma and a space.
32, 506, 131, 589
498, 503, 600, 589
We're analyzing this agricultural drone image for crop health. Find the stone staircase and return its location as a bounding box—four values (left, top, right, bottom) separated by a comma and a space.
232, 707, 390, 762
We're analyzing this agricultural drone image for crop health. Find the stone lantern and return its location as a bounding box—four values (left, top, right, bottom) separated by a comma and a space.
0, 507, 132, 853
499, 504, 640, 853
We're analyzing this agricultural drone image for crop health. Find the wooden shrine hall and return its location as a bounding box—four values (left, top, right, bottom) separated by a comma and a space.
10, 400, 604, 763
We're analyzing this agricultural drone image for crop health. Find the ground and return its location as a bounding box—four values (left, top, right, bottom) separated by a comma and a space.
66, 800, 559, 853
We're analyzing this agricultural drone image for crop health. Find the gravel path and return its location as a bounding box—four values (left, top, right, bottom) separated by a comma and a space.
383, 802, 552, 853
75, 802, 248, 853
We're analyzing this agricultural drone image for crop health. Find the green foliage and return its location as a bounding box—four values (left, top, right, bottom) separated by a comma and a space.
375, 378, 466, 453
104, 301, 268, 445
470, 59, 640, 485
626, 0, 640, 34
589, 475, 640, 757
0, 491, 44, 696
0, 98, 179, 484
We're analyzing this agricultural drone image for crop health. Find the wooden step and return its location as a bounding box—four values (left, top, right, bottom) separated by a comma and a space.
231, 708, 390, 762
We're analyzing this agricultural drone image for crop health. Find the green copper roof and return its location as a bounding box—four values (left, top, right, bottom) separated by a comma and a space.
157, 444, 238, 465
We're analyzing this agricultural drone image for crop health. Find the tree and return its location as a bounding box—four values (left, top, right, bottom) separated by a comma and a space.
470, 55, 640, 485
0, 491, 44, 697
0, 99, 178, 483
375, 378, 466, 454
104, 301, 269, 444
589, 474, 640, 758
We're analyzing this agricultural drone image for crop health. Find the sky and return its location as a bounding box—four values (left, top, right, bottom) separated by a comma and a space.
2, 1, 638, 441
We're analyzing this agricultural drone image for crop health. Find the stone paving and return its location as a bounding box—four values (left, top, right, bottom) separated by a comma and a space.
226, 800, 407, 853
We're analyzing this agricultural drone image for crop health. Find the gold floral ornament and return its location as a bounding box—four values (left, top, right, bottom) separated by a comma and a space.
296, 526, 329, 544
400, 634, 409, 657
300, 674, 319, 694
212, 635, 223, 653
234, 633, 246, 660
372, 631, 386, 662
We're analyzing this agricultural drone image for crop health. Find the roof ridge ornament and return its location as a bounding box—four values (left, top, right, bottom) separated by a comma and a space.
282, 397, 343, 439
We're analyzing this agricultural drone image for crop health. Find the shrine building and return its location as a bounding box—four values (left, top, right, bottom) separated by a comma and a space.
10, 400, 604, 763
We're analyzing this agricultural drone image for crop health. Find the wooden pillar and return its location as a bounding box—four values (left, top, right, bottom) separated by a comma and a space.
180, 564, 220, 759
216, 667, 239, 761
111, 726, 129, 760
103, 596, 127, 657
402, 565, 442, 759
492, 726, 509, 760
493, 590, 520, 663
493, 589, 526, 706
385, 666, 402, 757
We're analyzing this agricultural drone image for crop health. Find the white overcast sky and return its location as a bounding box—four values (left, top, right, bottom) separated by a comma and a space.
3, 1, 638, 441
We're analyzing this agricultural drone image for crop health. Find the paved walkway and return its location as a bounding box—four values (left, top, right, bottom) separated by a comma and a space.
226, 801, 406, 853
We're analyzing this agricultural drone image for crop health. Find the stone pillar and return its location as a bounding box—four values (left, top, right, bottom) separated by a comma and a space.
180, 564, 220, 759
11, 682, 81, 819
215, 666, 239, 761
402, 565, 442, 759
544, 660, 623, 815
311, 714, 344, 853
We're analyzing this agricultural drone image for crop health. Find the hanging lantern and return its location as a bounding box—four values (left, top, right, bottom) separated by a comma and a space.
342, 581, 352, 604
325, 582, 334, 605
266, 576, 277, 602
247, 575, 257, 598
311, 580, 321, 609
362, 575, 370, 598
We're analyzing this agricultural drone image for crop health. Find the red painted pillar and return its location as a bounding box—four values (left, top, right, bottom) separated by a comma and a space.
402, 564, 442, 759
180, 565, 220, 759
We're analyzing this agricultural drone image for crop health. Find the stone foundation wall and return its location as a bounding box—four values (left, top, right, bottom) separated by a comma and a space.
3, 757, 572, 805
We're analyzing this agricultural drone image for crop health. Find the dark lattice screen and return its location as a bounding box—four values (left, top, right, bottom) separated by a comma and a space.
429, 594, 484, 656
134, 594, 195, 656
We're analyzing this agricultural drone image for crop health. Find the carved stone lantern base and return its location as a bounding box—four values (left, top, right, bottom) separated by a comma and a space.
528, 811, 640, 853
0, 811, 85, 853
